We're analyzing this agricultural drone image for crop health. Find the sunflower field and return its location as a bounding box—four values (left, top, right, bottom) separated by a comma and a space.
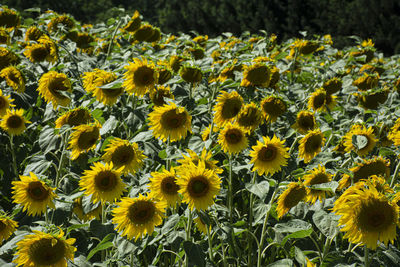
2, 5, 400, 267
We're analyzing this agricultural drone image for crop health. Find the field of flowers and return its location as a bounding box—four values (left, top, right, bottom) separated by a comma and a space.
1, 5, 400, 267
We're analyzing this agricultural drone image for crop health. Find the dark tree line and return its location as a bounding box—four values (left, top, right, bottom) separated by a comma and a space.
4, 0, 400, 54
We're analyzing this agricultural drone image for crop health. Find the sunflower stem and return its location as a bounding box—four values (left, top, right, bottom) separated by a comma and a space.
184, 209, 193, 267
288, 135, 300, 156
9, 135, 18, 180
228, 154, 233, 223
206, 222, 215, 264
390, 158, 400, 187
55, 132, 67, 188
257, 187, 278, 267
166, 137, 171, 171
105, 19, 122, 61
247, 171, 257, 267
101, 203, 107, 262
364, 245, 370, 267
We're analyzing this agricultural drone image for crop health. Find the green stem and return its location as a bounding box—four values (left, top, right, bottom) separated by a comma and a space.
247, 171, 257, 267
364, 245, 369, 267
101, 203, 107, 262
185, 209, 193, 267
309, 234, 323, 262
288, 135, 300, 156
390, 159, 400, 187
257, 188, 278, 267
166, 138, 171, 171
206, 223, 214, 265
9, 135, 18, 180
105, 19, 122, 60
228, 154, 233, 223
55, 132, 67, 188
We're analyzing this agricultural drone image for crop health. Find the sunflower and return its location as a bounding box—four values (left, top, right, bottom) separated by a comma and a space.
148, 167, 180, 207
323, 77, 342, 95
0, 65, 25, 93
156, 61, 173, 85
334, 187, 398, 250
294, 39, 320, 55
176, 161, 221, 211
357, 89, 388, 110
337, 156, 390, 190
169, 55, 186, 73
133, 24, 155, 42
72, 197, 101, 221
298, 129, 326, 163
213, 90, 243, 127
0, 89, 15, 116
13, 229, 76, 267
37, 71, 72, 109
47, 14, 75, 32
112, 194, 166, 240
194, 216, 211, 235
0, 47, 19, 70
80, 162, 126, 204
388, 118, 400, 144
0, 215, 18, 244
122, 10, 141, 32
241, 63, 271, 87
277, 181, 307, 218
11, 172, 57, 216
218, 123, 248, 155
75, 32, 95, 54
0, 27, 10, 45
343, 125, 377, 157
308, 88, 327, 112
82, 69, 123, 105
260, 96, 287, 123
146, 27, 161, 43
291, 110, 316, 134
0, 109, 30, 135
149, 85, 174, 106
0, 7, 20, 29
201, 123, 219, 141
236, 102, 263, 132
123, 58, 158, 97
148, 102, 192, 142
250, 135, 290, 176
55, 107, 92, 128
68, 122, 101, 160
23, 36, 58, 63
25, 26, 44, 41
303, 165, 332, 204
179, 65, 203, 84
353, 74, 379, 91
177, 148, 223, 175
102, 137, 146, 175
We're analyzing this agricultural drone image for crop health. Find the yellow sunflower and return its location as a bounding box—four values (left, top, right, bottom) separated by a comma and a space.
169, 55, 186, 73
334, 187, 398, 250
194, 216, 211, 235
179, 65, 203, 84
0, 65, 25, 93
176, 161, 221, 211
25, 26, 44, 41
102, 137, 146, 175
277, 181, 307, 218
250, 135, 290, 176
68, 122, 101, 160
388, 118, 400, 144
307, 88, 327, 112
149, 85, 174, 107
0, 215, 18, 245
55, 107, 92, 128
323, 77, 342, 95
303, 165, 333, 204
47, 14, 75, 32
148, 102, 192, 142
260, 96, 287, 123
201, 123, 219, 141
0, 109, 30, 135
241, 63, 271, 87
0, 7, 20, 29
24, 36, 58, 63
72, 197, 101, 221
177, 148, 223, 175
236, 102, 263, 132
122, 10, 141, 32
80, 162, 126, 204
0, 47, 19, 70
37, 71, 72, 109
82, 69, 123, 105
298, 129, 326, 163
218, 123, 248, 155
13, 229, 76, 267
75, 32, 95, 54
0, 27, 10, 45
343, 125, 377, 157
123, 58, 158, 97
353, 73, 379, 91
133, 24, 156, 42
0, 89, 15, 116
213, 90, 243, 127
148, 167, 180, 207
291, 110, 316, 134
11, 172, 57, 216
112, 194, 166, 240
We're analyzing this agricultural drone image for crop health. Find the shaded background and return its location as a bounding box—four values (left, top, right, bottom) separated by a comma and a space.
4, 0, 400, 55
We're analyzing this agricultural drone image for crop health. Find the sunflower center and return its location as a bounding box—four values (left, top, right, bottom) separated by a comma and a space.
134, 66, 155, 87
111, 145, 135, 166
238, 108, 259, 127
298, 115, 314, 130
27, 181, 49, 201
31, 46, 48, 62
188, 176, 209, 198
29, 238, 66, 265
66, 109, 90, 126
283, 186, 307, 209
160, 109, 187, 130
246, 66, 270, 85
225, 129, 242, 144
128, 201, 155, 224
0, 96, 5, 109
161, 176, 179, 195
262, 99, 285, 117
6, 114, 23, 129
258, 145, 277, 162
0, 221, 5, 231
313, 93, 326, 109
48, 77, 69, 99
7, 71, 19, 84
305, 135, 322, 153
101, 87, 123, 97
77, 130, 99, 150
309, 173, 329, 185
221, 99, 242, 119
358, 200, 395, 232
353, 161, 388, 183
95, 171, 117, 191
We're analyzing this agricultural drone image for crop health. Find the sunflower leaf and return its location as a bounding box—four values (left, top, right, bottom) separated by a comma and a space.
183, 241, 206, 267
312, 209, 339, 238
267, 259, 294, 267
281, 228, 313, 246
352, 134, 368, 150
87, 233, 115, 260
245, 181, 270, 201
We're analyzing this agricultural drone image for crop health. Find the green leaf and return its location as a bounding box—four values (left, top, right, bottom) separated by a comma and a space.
294, 246, 307, 266
312, 210, 339, 238
87, 233, 115, 260
245, 181, 270, 201
100, 115, 118, 135
274, 219, 312, 233
98, 78, 123, 89
183, 241, 206, 267
309, 181, 339, 194
281, 228, 313, 246
158, 149, 167, 159
352, 134, 368, 150
267, 259, 293, 266
66, 223, 89, 234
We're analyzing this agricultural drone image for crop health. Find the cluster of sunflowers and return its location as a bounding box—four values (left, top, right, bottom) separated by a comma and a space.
2, 5, 400, 267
